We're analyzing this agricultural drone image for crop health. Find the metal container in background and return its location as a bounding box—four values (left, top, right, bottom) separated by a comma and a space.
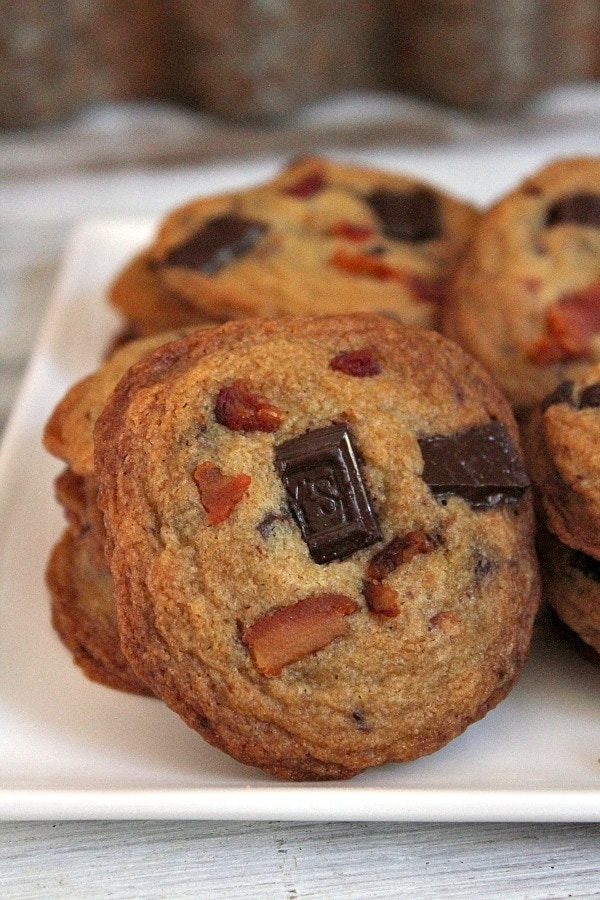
389, 0, 600, 110
0, 0, 168, 129
0, 0, 599, 128
170, 0, 383, 120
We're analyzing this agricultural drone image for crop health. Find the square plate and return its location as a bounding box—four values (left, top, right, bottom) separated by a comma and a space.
1, 147, 600, 821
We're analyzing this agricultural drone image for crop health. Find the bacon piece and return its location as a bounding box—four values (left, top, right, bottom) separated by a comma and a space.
367, 530, 437, 582
329, 247, 406, 282
329, 348, 381, 377
329, 248, 442, 303
329, 221, 374, 241
215, 380, 285, 432
526, 280, 600, 365
282, 170, 326, 198
363, 582, 399, 617
242, 593, 358, 677
193, 461, 251, 525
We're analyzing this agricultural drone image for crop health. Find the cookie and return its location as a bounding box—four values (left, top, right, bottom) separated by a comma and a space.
443, 156, 600, 411
94, 314, 539, 781
43, 329, 195, 692
525, 362, 600, 559
536, 529, 600, 657
146, 156, 478, 329
44, 329, 196, 480
46, 529, 153, 695
523, 365, 600, 655
108, 250, 224, 338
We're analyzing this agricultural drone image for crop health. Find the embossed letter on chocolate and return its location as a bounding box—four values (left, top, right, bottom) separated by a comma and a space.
275, 423, 381, 564
418, 422, 530, 509
164, 215, 267, 274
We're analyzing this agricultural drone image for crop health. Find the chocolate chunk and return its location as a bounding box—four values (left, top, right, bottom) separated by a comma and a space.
366, 189, 442, 242
418, 422, 530, 509
569, 549, 600, 582
164, 215, 267, 274
546, 194, 600, 229
541, 380, 575, 412
578, 383, 600, 409
275, 423, 381, 564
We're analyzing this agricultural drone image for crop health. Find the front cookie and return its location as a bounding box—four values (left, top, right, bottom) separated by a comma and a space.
95, 315, 539, 780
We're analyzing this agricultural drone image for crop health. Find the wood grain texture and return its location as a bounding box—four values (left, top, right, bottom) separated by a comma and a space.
0, 822, 599, 898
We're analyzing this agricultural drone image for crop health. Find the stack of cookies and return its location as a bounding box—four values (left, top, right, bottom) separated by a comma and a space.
45, 314, 538, 780
525, 367, 600, 654
441, 155, 600, 658
43, 152, 600, 780
43, 330, 195, 695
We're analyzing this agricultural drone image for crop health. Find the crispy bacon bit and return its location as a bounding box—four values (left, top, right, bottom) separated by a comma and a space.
193, 461, 251, 525
329, 247, 406, 282
367, 530, 437, 581
283, 170, 326, 198
526, 280, 600, 365
329, 348, 381, 377
242, 593, 358, 677
363, 581, 399, 617
214, 380, 285, 432
428, 610, 460, 635
329, 221, 374, 241
329, 248, 442, 303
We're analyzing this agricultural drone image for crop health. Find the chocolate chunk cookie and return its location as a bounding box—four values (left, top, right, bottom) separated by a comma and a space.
144, 156, 478, 329
525, 361, 600, 558
43, 329, 195, 692
94, 314, 539, 780
109, 251, 224, 338
524, 362, 600, 654
443, 156, 600, 411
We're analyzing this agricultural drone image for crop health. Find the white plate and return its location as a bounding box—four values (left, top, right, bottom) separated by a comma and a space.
1, 147, 600, 822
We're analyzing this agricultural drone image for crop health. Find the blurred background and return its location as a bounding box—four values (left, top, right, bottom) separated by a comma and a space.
1, 0, 600, 430
2, 0, 599, 128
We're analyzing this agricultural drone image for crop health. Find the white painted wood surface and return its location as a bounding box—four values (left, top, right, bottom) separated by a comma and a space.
1, 95, 600, 897
0, 821, 599, 897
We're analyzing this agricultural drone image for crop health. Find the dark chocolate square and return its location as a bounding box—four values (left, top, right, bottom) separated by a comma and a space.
275, 423, 381, 564
418, 421, 530, 509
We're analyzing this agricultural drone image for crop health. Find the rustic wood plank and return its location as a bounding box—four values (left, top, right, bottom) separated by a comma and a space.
0, 821, 599, 898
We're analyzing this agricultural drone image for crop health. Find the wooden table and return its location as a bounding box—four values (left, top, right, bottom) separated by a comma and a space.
1, 93, 599, 897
